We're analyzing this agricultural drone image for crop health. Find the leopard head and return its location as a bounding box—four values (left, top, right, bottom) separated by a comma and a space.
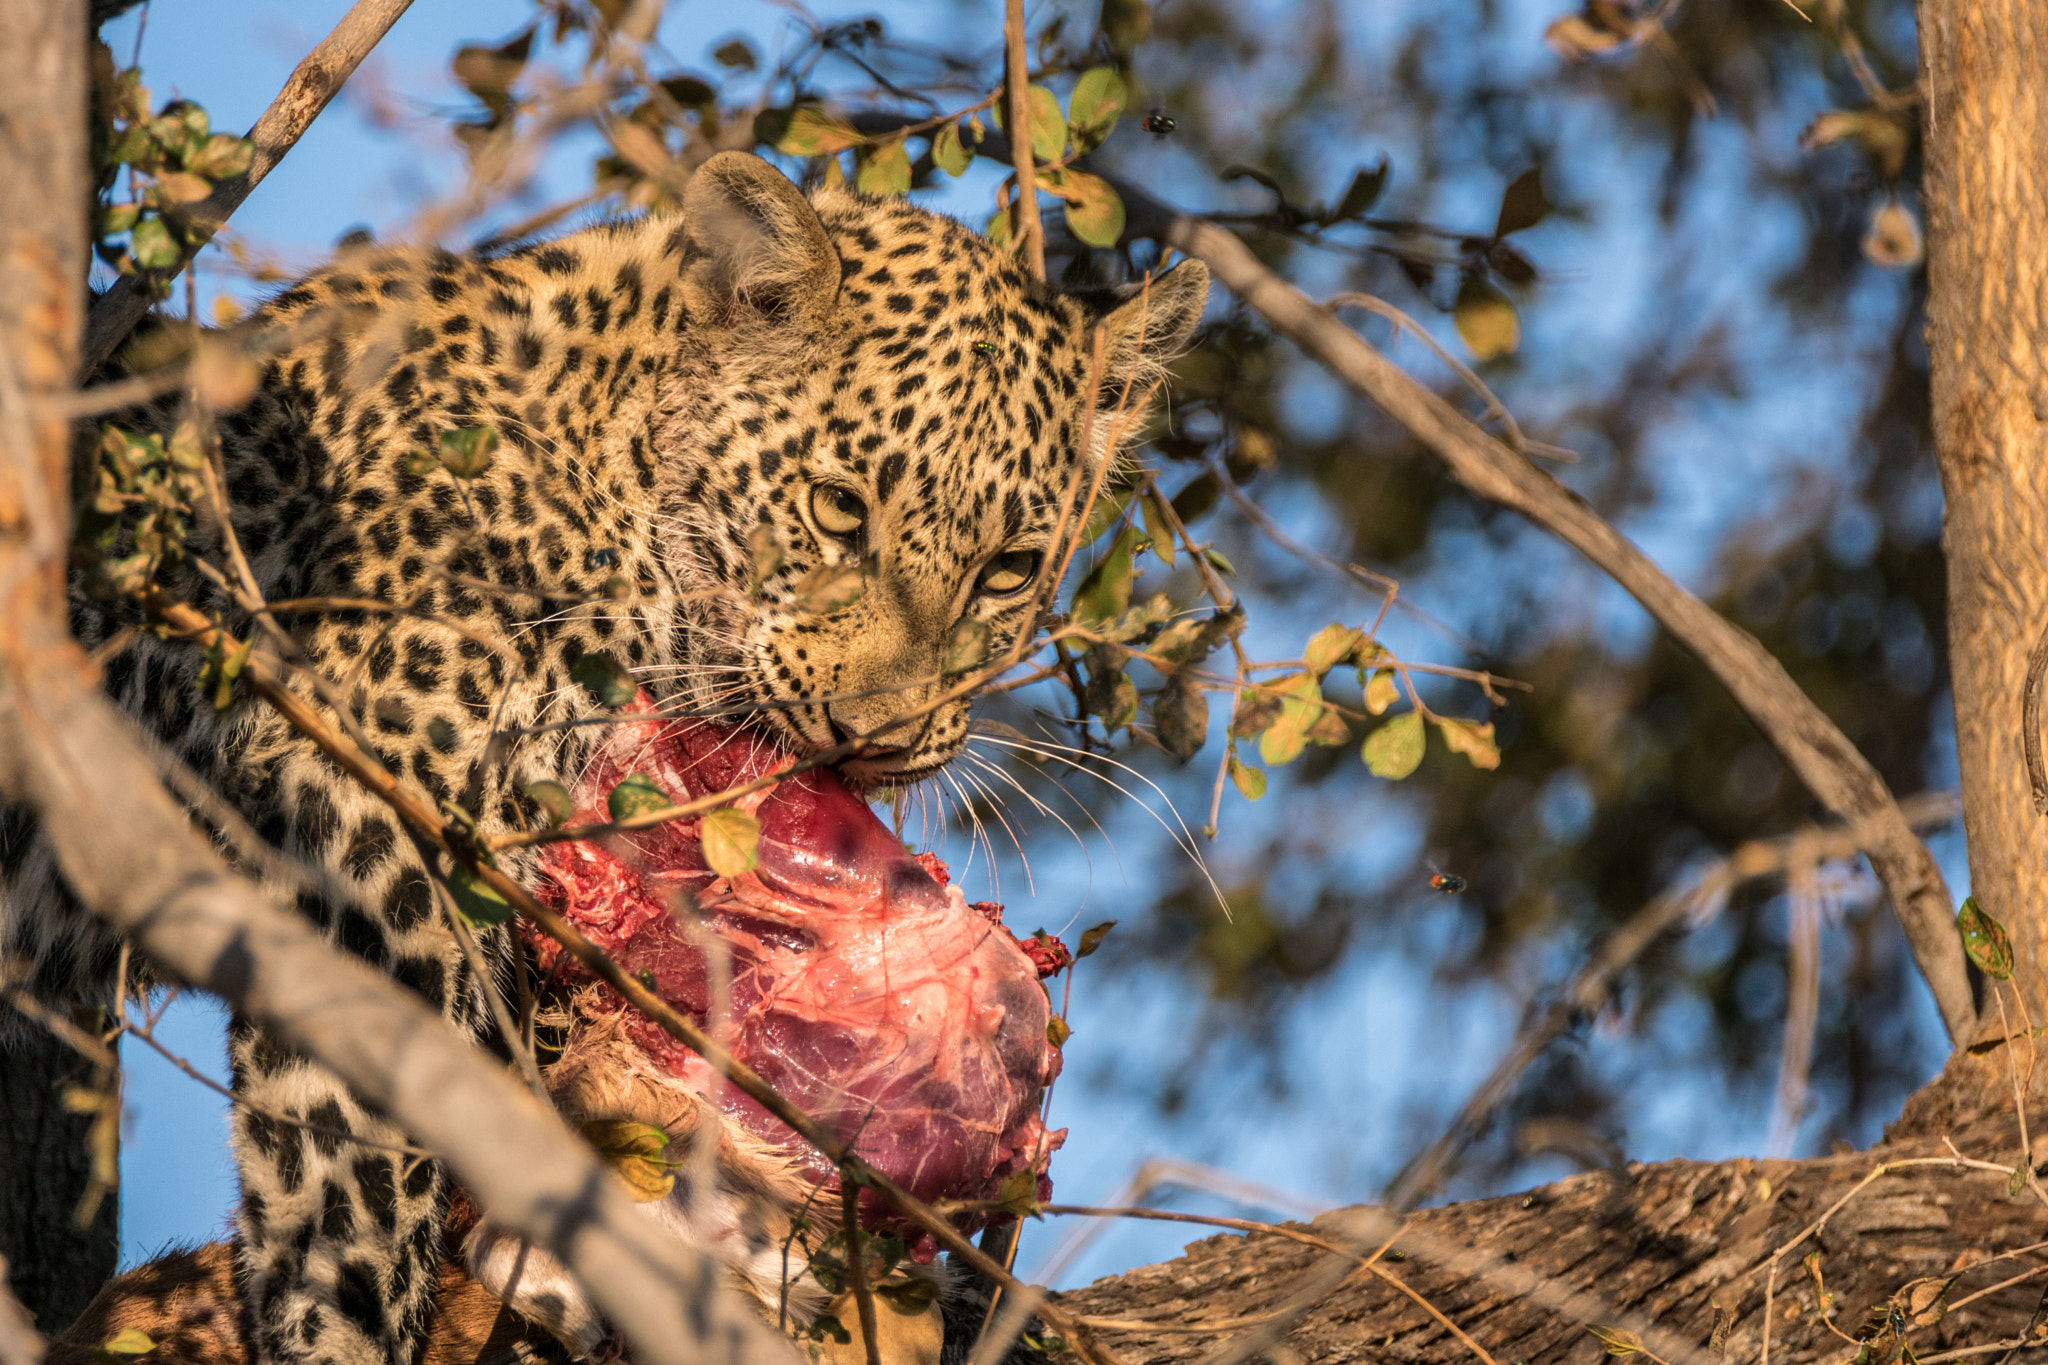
652, 152, 1208, 788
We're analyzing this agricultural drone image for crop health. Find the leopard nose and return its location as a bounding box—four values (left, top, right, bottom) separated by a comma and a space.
827, 715, 909, 756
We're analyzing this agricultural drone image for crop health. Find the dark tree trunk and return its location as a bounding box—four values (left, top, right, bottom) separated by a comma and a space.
0, 1031, 119, 1337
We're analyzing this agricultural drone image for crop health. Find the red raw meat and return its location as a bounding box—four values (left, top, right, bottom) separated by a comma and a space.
531, 696, 1064, 1254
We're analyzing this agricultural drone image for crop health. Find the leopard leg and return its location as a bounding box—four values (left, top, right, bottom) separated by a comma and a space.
231, 1022, 445, 1365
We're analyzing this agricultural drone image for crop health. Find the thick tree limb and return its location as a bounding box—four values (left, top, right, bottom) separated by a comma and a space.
80, 0, 417, 375
1127, 204, 1976, 1046
1917, 0, 2048, 1021
1050, 1105, 2048, 1365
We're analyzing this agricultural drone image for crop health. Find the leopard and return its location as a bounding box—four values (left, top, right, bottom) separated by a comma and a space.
1, 149, 1206, 1365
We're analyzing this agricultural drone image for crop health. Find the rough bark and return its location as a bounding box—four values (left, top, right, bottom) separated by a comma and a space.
1919, 0, 2048, 1025
1050, 1071, 2048, 1364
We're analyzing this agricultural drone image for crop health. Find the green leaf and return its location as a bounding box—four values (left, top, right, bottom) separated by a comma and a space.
1332, 160, 1389, 221
437, 425, 499, 478
712, 38, 758, 70
1363, 668, 1399, 716
1060, 170, 1126, 247
1227, 752, 1266, 801
570, 651, 635, 707
607, 772, 671, 823
806, 1313, 851, 1345
1080, 488, 1133, 546
762, 106, 862, 156
1231, 691, 1281, 739
995, 84, 1068, 163
1085, 668, 1139, 732
1139, 488, 1177, 566
1076, 921, 1117, 958
1072, 528, 1138, 626
793, 559, 865, 615
1454, 275, 1520, 360
1362, 712, 1425, 779
701, 807, 762, 879
524, 780, 575, 828
1494, 167, 1551, 238
129, 215, 179, 270
1067, 68, 1128, 151
581, 1118, 677, 1202
986, 202, 1014, 249
1154, 680, 1209, 760
1957, 896, 2015, 980
1304, 623, 1363, 676
856, 137, 912, 197
404, 447, 440, 477
1203, 546, 1236, 576
99, 1330, 155, 1357
101, 201, 141, 234
873, 1273, 940, 1312
447, 864, 515, 930
154, 170, 212, 205
1435, 716, 1501, 770
932, 121, 973, 176
997, 1166, 1040, 1217
942, 617, 991, 676
1257, 673, 1325, 767
1046, 1015, 1072, 1048
2012, 1161, 2030, 1197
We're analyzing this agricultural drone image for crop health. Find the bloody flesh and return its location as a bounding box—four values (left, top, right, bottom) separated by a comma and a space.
531, 697, 1064, 1250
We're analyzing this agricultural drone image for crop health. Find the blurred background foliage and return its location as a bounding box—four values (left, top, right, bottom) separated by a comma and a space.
99, 0, 1950, 1282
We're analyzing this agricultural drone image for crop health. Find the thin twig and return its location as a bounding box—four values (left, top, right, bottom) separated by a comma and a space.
1001, 0, 1044, 279
841, 1178, 882, 1365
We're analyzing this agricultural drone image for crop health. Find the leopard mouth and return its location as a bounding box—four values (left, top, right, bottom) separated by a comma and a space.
528, 694, 1063, 1253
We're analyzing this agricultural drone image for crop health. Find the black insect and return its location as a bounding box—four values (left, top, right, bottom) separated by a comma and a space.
1141, 110, 1176, 137
1427, 862, 1466, 895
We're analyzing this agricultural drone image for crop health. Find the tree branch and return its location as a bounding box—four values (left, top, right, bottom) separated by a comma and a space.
1128, 202, 1976, 1046
81, 0, 417, 376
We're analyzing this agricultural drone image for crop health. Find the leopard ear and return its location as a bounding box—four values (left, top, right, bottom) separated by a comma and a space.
1093, 259, 1210, 399
677, 152, 841, 331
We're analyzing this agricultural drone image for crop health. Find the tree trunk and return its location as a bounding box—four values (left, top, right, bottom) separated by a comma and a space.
0, 0, 115, 1338
0, 1032, 119, 1337
1920, 0, 2048, 1017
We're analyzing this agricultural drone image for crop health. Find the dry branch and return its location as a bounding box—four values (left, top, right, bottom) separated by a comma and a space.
81, 0, 417, 375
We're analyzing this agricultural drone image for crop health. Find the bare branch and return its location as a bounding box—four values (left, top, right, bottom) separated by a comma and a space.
81, 0, 417, 375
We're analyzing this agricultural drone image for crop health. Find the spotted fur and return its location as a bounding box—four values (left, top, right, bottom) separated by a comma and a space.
2, 152, 1206, 1365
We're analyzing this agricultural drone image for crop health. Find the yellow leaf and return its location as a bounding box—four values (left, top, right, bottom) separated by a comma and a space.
581, 1119, 677, 1202
1454, 276, 1519, 360
701, 806, 761, 879
1363, 668, 1398, 716
1435, 716, 1501, 770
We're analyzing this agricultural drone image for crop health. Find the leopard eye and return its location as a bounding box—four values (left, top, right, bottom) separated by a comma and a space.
977, 549, 1041, 597
811, 485, 866, 538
